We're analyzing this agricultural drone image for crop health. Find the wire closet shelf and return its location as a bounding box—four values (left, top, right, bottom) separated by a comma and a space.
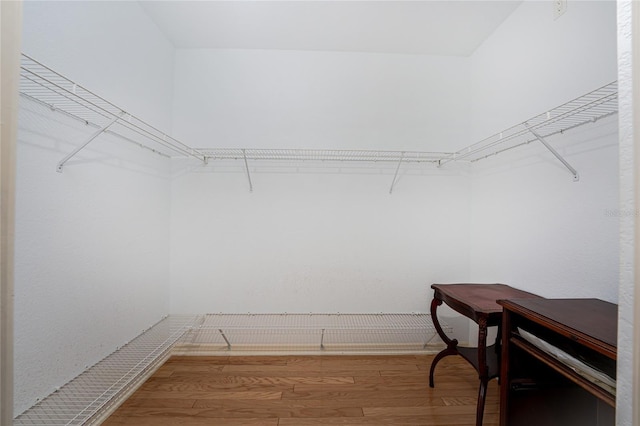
13, 316, 200, 426
19, 52, 618, 178
176, 313, 445, 353
199, 148, 447, 163
438, 81, 618, 166
19, 54, 207, 169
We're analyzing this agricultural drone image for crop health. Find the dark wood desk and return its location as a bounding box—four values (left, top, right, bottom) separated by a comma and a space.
498, 298, 617, 426
429, 283, 541, 426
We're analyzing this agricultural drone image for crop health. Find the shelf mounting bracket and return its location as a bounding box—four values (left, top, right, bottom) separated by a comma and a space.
56, 112, 124, 173
389, 152, 405, 194
526, 125, 579, 182
242, 149, 253, 192
218, 329, 231, 350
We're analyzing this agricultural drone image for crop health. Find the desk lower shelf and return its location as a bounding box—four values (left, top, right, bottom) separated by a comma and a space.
458, 344, 500, 380
510, 336, 615, 406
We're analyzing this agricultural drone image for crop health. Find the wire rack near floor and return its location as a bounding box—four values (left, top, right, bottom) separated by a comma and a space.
13, 313, 448, 425
175, 313, 448, 354
12, 316, 199, 426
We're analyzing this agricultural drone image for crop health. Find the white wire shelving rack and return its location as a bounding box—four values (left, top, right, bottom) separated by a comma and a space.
13, 313, 448, 425
438, 81, 618, 181
19, 53, 618, 183
19, 53, 448, 182
175, 313, 447, 354
13, 315, 199, 426
19, 54, 207, 171
200, 148, 446, 163
198, 148, 450, 193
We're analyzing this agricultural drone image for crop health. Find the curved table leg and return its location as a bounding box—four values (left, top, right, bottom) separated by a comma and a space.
428, 297, 459, 388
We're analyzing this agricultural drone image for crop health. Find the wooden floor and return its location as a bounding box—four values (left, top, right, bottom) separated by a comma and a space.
103, 354, 499, 426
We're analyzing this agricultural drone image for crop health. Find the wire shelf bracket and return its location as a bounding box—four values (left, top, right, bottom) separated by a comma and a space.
242, 149, 254, 192
56, 112, 124, 172
389, 152, 405, 194
526, 124, 579, 181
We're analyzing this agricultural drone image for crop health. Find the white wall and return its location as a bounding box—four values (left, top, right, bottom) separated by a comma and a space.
468, 1, 619, 303
15, 1, 175, 416
171, 49, 469, 151
169, 49, 472, 314
170, 160, 470, 314
469, 0, 618, 141
22, 1, 175, 129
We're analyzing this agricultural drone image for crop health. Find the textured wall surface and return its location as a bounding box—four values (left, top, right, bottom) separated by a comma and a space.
170, 159, 471, 314
16, 1, 175, 415
171, 49, 470, 152
468, 0, 618, 302
616, 1, 636, 424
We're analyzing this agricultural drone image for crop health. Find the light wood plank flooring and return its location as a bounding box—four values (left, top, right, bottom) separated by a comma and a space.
103, 354, 499, 425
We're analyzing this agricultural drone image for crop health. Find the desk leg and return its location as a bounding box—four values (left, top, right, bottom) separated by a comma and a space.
476, 316, 488, 426
428, 297, 458, 388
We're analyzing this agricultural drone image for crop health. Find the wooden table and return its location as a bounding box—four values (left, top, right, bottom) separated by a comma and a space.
429, 283, 541, 426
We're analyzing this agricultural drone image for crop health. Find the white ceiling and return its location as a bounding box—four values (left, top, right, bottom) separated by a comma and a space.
139, 1, 523, 56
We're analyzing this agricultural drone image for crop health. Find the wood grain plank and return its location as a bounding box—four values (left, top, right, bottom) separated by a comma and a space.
119, 398, 197, 409
291, 382, 431, 393
102, 416, 278, 425
130, 390, 283, 400
192, 396, 446, 409
282, 387, 488, 400
145, 375, 355, 385
138, 382, 294, 392
277, 414, 499, 425
109, 406, 364, 419
363, 403, 500, 417
222, 363, 419, 372
167, 368, 379, 378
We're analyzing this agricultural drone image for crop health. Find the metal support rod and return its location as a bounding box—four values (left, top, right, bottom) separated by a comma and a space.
423, 333, 437, 349
389, 152, 405, 194
56, 112, 123, 172
242, 149, 253, 192
320, 328, 325, 350
218, 329, 231, 350
526, 125, 580, 181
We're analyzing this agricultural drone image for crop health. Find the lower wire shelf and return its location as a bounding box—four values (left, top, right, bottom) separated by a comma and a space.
176, 313, 447, 355
14, 313, 449, 425
13, 316, 200, 426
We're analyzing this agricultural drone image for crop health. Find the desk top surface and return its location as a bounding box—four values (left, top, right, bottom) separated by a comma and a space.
431, 283, 541, 320
498, 298, 618, 350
